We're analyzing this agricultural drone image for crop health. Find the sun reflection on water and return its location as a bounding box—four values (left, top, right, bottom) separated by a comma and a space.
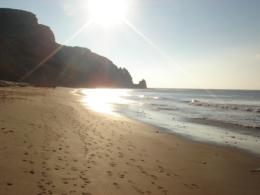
81, 89, 129, 114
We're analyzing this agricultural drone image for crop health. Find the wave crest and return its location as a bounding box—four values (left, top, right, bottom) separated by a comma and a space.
189, 99, 260, 113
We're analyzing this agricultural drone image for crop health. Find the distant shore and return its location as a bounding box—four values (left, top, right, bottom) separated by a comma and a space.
0, 86, 260, 195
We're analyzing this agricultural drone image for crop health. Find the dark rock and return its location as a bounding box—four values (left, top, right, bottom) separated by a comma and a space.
0, 8, 147, 88
134, 79, 147, 89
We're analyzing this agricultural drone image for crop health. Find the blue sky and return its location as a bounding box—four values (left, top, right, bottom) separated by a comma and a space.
1, 0, 260, 89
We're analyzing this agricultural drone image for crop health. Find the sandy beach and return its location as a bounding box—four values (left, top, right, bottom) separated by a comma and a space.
0, 87, 260, 195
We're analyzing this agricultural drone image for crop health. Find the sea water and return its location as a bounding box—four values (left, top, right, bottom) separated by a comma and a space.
79, 88, 260, 155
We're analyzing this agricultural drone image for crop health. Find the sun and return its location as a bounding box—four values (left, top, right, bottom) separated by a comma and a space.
88, 0, 128, 26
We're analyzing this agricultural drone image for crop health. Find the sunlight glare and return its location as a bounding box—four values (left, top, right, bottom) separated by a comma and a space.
88, 0, 128, 26
82, 89, 128, 114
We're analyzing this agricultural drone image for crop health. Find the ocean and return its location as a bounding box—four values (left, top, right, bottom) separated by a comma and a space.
78, 88, 260, 155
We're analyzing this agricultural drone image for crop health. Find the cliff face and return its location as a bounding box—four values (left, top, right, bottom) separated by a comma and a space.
0, 8, 147, 88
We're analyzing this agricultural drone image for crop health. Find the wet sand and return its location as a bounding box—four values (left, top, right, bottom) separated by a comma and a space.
0, 87, 260, 195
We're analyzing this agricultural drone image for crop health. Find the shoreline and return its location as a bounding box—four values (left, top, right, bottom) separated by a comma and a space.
97, 107, 260, 159
78, 91, 260, 156
186, 117, 260, 132
0, 87, 260, 195
74, 88, 260, 156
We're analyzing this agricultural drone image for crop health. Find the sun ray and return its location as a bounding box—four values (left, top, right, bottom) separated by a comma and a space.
19, 20, 93, 82
88, 0, 127, 27
123, 18, 217, 97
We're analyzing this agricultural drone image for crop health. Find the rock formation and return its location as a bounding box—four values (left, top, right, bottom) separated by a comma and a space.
134, 79, 147, 89
0, 8, 147, 88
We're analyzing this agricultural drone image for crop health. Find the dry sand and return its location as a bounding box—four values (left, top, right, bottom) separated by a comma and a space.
0, 87, 259, 195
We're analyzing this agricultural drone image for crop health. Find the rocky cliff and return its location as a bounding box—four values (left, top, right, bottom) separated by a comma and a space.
0, 8, 147, 88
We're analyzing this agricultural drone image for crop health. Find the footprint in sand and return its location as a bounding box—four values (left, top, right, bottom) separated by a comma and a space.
118, 152, 124, 158
113, 182, 120, 189
110, 162, 117, 167
132, 185, 144, 194
107, 171, 112, 176
6, 182, 13, 186
157, 165, 165, 173
119, 174, 125, 179
184, 183, 200, 190
191, 184, 200, 189
81, 185, 86, 188
29, 160, 34, 164
158, 185, 164, 190
150, 174, 157, 180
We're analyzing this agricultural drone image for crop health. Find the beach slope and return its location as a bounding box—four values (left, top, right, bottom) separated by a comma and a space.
0, 87, 259, 195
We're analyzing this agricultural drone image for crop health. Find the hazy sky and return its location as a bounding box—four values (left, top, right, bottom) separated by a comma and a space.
1, 0, 260, 89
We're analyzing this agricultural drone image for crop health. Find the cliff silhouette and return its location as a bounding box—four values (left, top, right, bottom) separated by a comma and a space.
0, 8, 147, 88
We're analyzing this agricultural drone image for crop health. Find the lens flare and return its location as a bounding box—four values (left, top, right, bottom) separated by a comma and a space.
81, 89, 129, 114
88, 0, 128, 26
